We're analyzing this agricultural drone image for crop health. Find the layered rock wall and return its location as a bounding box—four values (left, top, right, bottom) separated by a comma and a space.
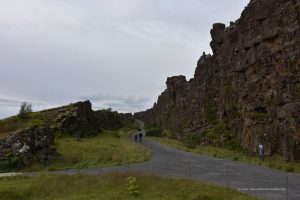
135, 0, 300, 160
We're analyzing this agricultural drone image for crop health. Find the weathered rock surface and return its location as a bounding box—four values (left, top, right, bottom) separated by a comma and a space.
0, 126, 57, 167
119, 113, 135, 127
94, 109, 123, 130
135, 0, 300, 160
94, 109, 134, 130
42, 100, 100, 138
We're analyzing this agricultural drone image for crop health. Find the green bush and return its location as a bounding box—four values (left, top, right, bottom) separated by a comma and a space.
0, 157, 19, 173
285, 166, 295, 172
233, 155, 240, 161
126, 176, 140, 197
204, 100, 217, 123
146, 127, 163, 137
182, 132, 202, 149
18, 102, 32, 119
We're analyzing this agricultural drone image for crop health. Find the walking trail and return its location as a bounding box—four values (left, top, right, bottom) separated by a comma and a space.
2, 122, 300, 200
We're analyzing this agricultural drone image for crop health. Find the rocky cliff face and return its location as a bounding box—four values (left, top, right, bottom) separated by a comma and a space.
94, 109, 123, 130
119, 113, 135, 127
135, 0, 300, 160
94, 110, 134, 130
43, 101, 100, 138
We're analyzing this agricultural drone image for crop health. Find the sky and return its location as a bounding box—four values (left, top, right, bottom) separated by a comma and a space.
0, 0, 249, 119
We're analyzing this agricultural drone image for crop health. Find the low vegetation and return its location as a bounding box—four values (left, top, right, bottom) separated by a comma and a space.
18, 102, 33, 119
25, 129, 151, 171
0, 173, 259, 200
0, 112, 46, 139
150, 137, 300, 173
145, 127, 163, 137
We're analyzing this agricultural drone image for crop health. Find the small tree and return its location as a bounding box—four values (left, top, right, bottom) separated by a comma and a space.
19, 102, 32, 118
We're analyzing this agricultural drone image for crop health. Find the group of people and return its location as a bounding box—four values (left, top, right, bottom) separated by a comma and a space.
134, 128, 144, 143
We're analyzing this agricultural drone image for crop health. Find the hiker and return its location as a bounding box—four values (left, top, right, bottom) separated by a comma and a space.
138, 131, 143, 143
258, 144, 264, 160
134, 133, 138, 142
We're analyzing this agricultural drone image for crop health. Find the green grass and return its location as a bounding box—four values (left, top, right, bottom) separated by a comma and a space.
0, 173, 260, 200
25, 130, 151, 171
149, 137, 300, 173
0, 112, 46, 139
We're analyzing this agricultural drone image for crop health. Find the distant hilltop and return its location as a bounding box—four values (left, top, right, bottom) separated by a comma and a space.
135, 0, 300, 161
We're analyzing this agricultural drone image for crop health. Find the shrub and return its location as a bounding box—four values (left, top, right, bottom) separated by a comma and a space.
204, 100, 217, 123
146, 127, 163, 137
162, 129, 173, 138
126, 176, 140, 197
0, 157, 19, 173
233, 155, 240, 161
19, 102, 32, 118
285, 166, 295, 172
182, 132, 202, 149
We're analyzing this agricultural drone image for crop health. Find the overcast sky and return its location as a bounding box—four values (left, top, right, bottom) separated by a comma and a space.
0, 0, 249, 119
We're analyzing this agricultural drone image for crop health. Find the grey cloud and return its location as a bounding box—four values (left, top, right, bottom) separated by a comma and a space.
0, 0, 249, 119
0, 97, 23, 105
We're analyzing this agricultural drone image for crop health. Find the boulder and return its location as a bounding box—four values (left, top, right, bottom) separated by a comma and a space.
0, 126, 57, 167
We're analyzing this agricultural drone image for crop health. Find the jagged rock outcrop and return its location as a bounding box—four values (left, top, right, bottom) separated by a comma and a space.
41, 100, 100, 138
135, 0, 300, 160
94, 109, 123, 130
94, 109, 134, 130
0, 126, 57, 167
119, 113, 134, 127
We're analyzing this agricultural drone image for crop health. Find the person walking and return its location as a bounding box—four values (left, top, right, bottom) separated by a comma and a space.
259, 144, 264, 160
138, 131, 143, 143
134, 133, 138, 142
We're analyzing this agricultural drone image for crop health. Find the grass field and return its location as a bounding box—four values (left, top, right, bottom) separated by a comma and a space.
0, 173, 260, 200
149, 137, 300, 173
25, 130, 151, 171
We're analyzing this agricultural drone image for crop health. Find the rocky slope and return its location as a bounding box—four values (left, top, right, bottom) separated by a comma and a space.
135, 0, 300, 160
0, 101, 133, 168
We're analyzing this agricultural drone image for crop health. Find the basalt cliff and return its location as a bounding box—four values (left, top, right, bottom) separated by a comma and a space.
135, 0, 300, 160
